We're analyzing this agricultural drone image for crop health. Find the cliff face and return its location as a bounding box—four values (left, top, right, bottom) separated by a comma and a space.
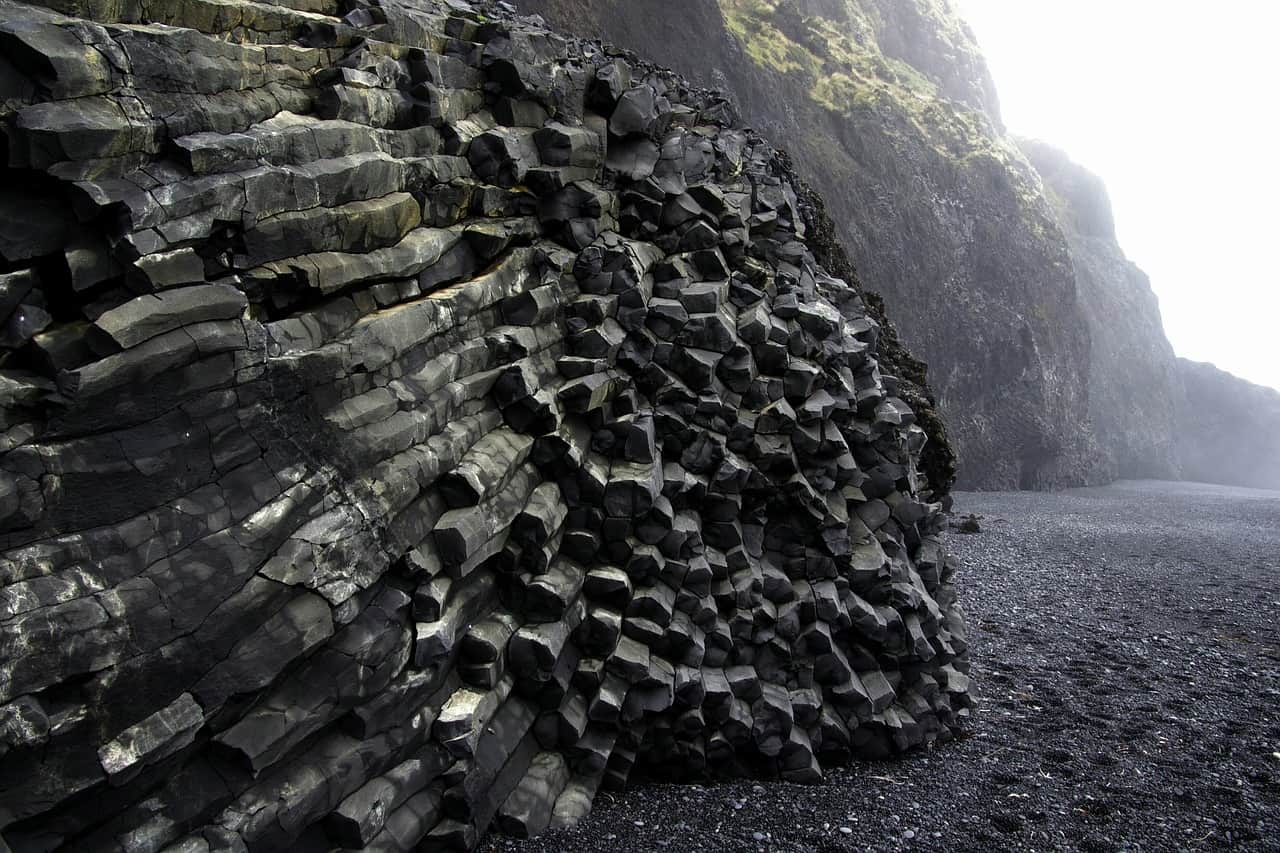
1019, 140, 1182, 482
1176, 360, 1280, 491
0, 0, 969, 849
517, 0, 1104, 489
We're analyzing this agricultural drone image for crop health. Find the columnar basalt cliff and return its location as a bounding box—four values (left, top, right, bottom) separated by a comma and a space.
0, 0, 970, 850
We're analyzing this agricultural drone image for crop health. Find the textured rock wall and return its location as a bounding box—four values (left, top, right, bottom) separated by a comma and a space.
0, 0, 970, 850
1019, 140, 1182, 482
1176, 360, 1280, 491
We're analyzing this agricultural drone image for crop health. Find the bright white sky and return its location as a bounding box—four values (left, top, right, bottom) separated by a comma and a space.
953, 0, 1280, 392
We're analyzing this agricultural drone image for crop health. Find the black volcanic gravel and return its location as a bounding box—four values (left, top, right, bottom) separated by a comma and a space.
490, 480, 1280, 852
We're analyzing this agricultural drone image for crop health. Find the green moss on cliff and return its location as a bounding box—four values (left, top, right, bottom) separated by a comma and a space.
720, 0, 988, 156
722, 0, 1058, 244
721, 0, 816, 73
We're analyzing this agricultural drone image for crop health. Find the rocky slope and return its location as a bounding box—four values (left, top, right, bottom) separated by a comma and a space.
1176, 360, 1280, 491
0, 0, 969, 850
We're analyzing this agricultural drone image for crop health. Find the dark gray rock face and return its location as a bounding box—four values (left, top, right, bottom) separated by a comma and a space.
0, 0, 969, 849
1176, 360, 1280, 491
1019, 140, 1182, 482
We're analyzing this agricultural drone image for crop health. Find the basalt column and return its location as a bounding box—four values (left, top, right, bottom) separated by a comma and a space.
0, 1, 970, 850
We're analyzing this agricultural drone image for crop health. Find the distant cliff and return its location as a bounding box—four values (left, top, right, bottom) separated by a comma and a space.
1020, 140, 1182, 482
1177, 360, 1280, 490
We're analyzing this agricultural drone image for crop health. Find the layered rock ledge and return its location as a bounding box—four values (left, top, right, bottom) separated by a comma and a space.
0, 0, 970, 849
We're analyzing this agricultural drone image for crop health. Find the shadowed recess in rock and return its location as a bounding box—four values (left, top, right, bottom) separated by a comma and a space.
0, 0, 970, 850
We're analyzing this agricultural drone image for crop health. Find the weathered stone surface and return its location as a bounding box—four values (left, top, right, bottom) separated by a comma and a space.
0, 1, 969, 850
97, 693, 204, 786
92, 285, 248, 350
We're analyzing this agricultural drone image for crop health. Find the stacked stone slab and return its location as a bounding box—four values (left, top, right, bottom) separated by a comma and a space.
0, 0, 971, 849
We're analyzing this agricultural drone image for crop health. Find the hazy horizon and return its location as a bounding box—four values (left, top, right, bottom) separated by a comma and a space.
955, 0, 1280, 393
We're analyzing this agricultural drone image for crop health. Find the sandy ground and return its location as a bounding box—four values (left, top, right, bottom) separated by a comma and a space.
491, 480, 1280, 852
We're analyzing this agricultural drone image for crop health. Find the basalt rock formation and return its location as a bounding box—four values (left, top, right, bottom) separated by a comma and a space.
1176, 360, 1280, 491
0, 0, 970, 850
